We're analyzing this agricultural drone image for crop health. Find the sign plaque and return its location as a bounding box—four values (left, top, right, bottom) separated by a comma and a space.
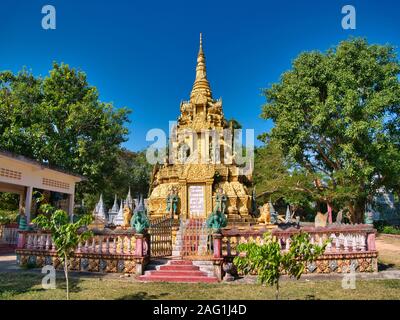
188, 185, 205, 218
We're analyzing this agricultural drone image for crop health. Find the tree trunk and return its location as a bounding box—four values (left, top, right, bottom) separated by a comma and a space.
348, 198, 366, 224
64, 254, 69, 300
275, 281, 279, 300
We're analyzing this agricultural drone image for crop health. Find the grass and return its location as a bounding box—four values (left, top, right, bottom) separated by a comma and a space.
0, 272, 400, 300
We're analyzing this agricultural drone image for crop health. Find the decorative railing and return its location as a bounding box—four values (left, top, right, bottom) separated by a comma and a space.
0, 223, 18, 246
220, 224, 377, 257
180, 218, 212, 258
149, 215, 173, 257
18, 229, 138, 256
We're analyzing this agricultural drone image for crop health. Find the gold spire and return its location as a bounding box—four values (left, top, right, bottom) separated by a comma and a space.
190, 33, 212, 102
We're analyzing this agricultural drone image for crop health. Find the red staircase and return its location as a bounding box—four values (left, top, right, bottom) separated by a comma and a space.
139, 260, 219, 283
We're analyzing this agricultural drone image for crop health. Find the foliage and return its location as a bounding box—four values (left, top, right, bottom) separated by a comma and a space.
261, 38, 400, 223
97, 149, 152, 207
0, 209, 18, 225
0, 192, 19, 210
374, 220, 400, 235
254, 141, 316, 212
382, 226, 400, 235
32, 205, 92, 300
227, 118, 242, 129
0, 193, 19, 224
0, 63, 131, 199
234, 232, 327, 299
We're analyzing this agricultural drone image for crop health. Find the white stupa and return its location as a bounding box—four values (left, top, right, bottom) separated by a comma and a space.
113, 199, 125, 226
285, 205, 291, 223
95, 194, 107, 220
126, 186, 134, 210
108, 194, 120, 224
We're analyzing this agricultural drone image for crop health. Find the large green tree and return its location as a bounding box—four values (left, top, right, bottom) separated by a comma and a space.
261, 38, 400, 223
0, 63, 131, 198
254, 140, 316, 215
87, 149, 152, 210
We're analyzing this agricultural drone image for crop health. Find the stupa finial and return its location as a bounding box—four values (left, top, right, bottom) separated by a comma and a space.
190, 33, 212, 102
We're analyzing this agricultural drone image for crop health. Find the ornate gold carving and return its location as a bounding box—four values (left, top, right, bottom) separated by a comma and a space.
147, 34, 252, 221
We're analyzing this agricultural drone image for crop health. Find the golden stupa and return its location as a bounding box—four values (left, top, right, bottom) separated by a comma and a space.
147, 34, 254, 223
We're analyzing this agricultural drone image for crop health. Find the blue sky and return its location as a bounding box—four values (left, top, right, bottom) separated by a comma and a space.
0, 0, 399, 151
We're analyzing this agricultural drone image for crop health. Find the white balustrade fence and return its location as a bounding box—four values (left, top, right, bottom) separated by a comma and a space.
221, 225, 375, 257
1, 225, 18, 245
22, 231, 136, 255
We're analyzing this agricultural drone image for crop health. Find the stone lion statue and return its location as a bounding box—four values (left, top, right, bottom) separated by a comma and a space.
257, 203, 271, 224
314, 211, 328, 228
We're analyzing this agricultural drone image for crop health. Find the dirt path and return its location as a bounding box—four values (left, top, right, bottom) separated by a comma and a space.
376, 235, 400, 252
376, 235, 400, 269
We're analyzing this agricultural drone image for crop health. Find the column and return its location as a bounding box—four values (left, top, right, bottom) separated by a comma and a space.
25, 186, 33, 223
18, 192, 24, 213
206, 180, 213, 216
179, 181, 187, 219
68, 193, 75, 217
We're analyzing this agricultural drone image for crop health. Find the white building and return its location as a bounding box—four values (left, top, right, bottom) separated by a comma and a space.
0, 151, 85, 223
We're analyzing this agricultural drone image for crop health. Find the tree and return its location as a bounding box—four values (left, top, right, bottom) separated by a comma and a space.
254, 140, 316, 216
83, 149, 152, 211
0, 63, 131, 198
234, 232, 327, 299
261, 38, 400, 223
0, 193, 19, 224
32, 205, 92, 300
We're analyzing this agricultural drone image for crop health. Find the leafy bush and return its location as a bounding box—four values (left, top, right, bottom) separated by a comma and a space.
0, 209, 18, 225
234, 232, 327, 299
374, 220, 400, 234
382, 226, 400, 235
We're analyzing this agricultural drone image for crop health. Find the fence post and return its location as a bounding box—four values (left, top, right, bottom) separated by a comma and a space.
367, 231, 376, 251
134, 232, 150, 276
213, 233, 222, 259
212, 233, 223, 281
17, 231, 27, 249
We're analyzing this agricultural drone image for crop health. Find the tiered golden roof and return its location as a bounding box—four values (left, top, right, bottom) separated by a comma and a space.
147, 34, 253, 222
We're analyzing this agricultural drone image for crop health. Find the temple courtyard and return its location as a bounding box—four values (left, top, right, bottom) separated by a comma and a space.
1, 235, 399, 300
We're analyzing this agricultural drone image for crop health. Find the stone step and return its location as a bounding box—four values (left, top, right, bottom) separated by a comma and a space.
169, 260, 193, 265
139, 275, 219, 283
158, 264, 200, 271
145, 270, 207, 277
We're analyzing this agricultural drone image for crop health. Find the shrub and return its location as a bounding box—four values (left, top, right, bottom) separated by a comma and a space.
381, 225, 400, 235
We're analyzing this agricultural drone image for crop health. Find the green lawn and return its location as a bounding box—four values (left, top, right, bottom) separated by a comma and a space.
0, 272, 399, 300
